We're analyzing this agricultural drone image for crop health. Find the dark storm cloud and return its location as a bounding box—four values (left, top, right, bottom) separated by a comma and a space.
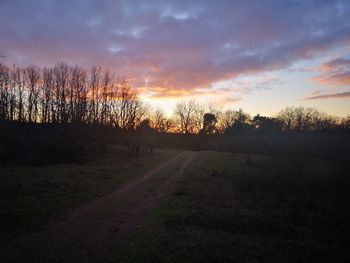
1, 0, 350, 96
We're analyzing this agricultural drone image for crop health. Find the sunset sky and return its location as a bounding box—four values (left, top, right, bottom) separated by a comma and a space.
1, 0, 349, 116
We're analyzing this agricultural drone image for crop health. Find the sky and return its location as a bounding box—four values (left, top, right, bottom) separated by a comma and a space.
1, 0, 350, 117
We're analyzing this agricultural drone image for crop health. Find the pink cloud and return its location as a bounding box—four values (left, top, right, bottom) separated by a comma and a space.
1, 0, 350, 100
312, 58, 350, 85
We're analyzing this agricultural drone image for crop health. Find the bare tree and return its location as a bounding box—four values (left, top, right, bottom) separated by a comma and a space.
276, 106, 337, 132
69, 66, 88, 123
100, 71, 111, 125
87, 66, 101, 124
193, 102, 205, 133
11, 66, 25, 122
53, 63, 70, 123
149, 107, 174, 132
0, 63, 146, 128
41, 68, 54, 123
25, 66, 41, 123
219, 108, 250, 131
174, 100, 197, 134
0, 63, 10, 120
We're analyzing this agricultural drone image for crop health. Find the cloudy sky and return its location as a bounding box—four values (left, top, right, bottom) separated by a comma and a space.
1, 0, 350, 116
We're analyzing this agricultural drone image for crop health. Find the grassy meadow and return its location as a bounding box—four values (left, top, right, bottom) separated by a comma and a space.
0, 146, 180, 245
108, 151, 350, 262
1, 144, 349, 262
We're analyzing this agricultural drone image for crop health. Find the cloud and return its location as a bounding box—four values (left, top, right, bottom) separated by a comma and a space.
312, 58, 350, 85
313, 71, 350, 85
319, 58, 350, 72
137, 84, 241, 104
1, 0, 350, 99
303, 91, 350, 100
212, 97, 242, 106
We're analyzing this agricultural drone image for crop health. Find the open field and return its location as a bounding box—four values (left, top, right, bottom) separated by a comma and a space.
2, 1, 350, 262
109, 151, 350, 262
0, 147, 181, 244
0, 148, 349, 262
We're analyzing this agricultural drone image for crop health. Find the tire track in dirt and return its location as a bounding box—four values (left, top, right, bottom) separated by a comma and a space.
1, 151, 195, 263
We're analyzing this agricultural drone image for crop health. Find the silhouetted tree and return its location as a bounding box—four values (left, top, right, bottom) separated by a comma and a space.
193, 102, 205, 133
276, 106, 337, 132
41, 68, 54, 123
150, 108, 174, 132
0, 64, 10, 120
0, 63, 146, 129
25, 66, 40, 123
220, 108, 250, 131
252, 114, 280, 133
1, 62, 347, 137
201, 113, 217, 134
13, 66, 25, 122
174, 100, 197, 134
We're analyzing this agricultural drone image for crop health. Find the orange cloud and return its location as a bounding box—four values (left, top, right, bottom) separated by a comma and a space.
136, 85, 228, 99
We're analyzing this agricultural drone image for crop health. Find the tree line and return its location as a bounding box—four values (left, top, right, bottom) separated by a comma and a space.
1, 63, 349, 134
0, 63, 146, 129
172, 101, 349, 134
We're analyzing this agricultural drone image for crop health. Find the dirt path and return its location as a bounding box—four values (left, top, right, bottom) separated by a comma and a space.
1, 151, 195, 263
51, 151, 186, 230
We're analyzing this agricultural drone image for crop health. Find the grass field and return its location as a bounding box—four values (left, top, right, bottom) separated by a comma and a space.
1, 148, 349, 262
0, 146, 180, 245
108, 151, 349, 263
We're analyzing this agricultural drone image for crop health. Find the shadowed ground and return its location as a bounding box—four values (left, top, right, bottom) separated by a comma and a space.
1, 149, 349, 262
1, 150, 195, 262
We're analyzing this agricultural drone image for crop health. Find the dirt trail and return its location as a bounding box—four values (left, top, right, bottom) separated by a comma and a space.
64, 151, 196, 262
1, 151, 195, 263
51, 151, 186, 229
